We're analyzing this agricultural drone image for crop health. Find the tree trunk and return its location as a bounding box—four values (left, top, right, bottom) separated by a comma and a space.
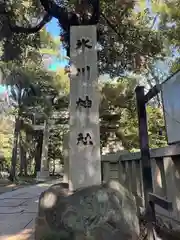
24, 133, 28, 176
19, 137, 27, 176
34, 131, 43, 175
18, 119, 28, 176
9, 115, 21, 181
19, 131, 23, 176
52, 159, 55, 176
21, 130, 28, 176
19, 145, 23, 176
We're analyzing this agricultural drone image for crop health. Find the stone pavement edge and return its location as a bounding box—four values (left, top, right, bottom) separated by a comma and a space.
0, 179, 61, 240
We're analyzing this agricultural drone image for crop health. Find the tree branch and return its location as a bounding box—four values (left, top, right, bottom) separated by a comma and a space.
39, 0, 99, 27
39, 0, 66, 20
151, 13, 159, 29
0, 1, 52, 34
8, 12, 52, 34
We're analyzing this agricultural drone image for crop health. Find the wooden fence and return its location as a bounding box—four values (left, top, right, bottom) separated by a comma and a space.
101, 144, 180, 227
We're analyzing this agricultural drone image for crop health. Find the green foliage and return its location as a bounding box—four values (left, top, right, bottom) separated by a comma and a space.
98, 0, 164, 76
171, 58, 180, 73
147, 106, 166, 149
0, 20, 68, 176
100, 77, 136, 150
151, 0, 180, 47
149, 0, 180, 73
0, 0, 166, 76
100, 78, 166, 152
0, 0, 40, 61
0, 117, 14, 168
0, 0, 62, 64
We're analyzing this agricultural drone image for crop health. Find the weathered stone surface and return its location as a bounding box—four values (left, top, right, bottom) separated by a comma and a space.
35, 180, 139, 240
69, 25, 101, 191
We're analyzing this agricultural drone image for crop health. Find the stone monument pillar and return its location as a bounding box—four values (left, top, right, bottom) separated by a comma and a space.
69, 25, 101, 191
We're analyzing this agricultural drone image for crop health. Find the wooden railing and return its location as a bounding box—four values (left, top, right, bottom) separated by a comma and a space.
101, 144, 180, 227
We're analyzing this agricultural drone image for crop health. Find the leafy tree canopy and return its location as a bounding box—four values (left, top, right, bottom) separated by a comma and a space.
0, 0, 167, 77
146, 0, 180, 74
99, 77, 166, 151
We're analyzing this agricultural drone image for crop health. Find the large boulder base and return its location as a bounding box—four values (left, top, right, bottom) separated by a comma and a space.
35, 180, 140, 240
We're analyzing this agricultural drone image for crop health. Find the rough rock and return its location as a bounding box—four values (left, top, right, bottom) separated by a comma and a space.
35, 180, 139, 240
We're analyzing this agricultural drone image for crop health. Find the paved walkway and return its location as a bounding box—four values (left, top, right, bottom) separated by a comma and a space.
0, 180, 60, 240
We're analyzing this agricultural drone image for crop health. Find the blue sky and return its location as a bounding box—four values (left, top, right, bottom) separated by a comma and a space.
0, 85, 6, 93
46, 18, 59, 36
46, 18, 68, 70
